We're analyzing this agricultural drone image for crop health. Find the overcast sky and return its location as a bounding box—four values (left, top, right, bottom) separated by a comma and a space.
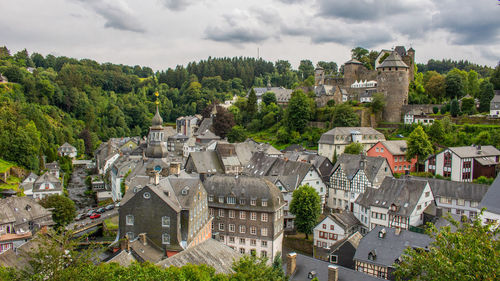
1, 0, 499, 70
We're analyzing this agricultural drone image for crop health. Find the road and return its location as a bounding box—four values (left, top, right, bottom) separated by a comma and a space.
67, 209, 118, 231
67, 165, 96, 210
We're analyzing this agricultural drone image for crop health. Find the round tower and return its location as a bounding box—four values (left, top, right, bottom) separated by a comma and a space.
376, 51, 409, 122
406, 47, 415, 81
343, 58, 363, 87
314, 65, 325, 86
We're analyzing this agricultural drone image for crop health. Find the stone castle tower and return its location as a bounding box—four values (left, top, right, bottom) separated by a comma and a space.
377, 51, 410, 122
314, 65, 325, 85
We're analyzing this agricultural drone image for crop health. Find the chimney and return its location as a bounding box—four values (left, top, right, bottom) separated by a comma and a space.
149, 171, 160, 185
139, 233, 147, 245
170, 163, 181, 176
477, 145, 482, 154
120, 236, 130, 252
286, 252, 297, 277
395, 227, 401, 236
328, 265, 339, 281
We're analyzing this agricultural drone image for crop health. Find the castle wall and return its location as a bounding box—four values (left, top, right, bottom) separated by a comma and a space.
378, 69, 409, 122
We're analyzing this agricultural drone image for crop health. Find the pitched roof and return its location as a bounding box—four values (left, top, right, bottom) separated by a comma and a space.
244, 152, 278, 176
106, 249, 137, 267
425, 177, 488, 202
333, 154, 389, 183
329, 231, 363, 253
344, 58, 363, 65
286, 253, 383, 281
447, 145, 500, 159
186, 151, 224, 174
33, 172, 62, 192
157, 239, 242, 274
0, 197, 53, 227
331, 211, 361, 229
377, 51, 408, 69
196, 130, 221, 140
196, 117, 213, 135
480, 174, 500, 214
356, 177, 428, 217
354, 226, 431, 267
378, 140, 408, 155
129, 238, 164, 263
319, 127, 384, 144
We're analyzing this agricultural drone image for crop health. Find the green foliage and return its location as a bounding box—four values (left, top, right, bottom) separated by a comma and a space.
227, 125, 248, 143
331, 104, 360, 127
213, 106, 235, 139
478, 80, 495, 112
317, 61, 338, 74
460, 97, 475, 115
406, 126, 433, 172
289, 184, 321, 239
285, 90, 311, 133
491, 65, 500, 90
39, 195, 76, 228
424, 73, 446, 102
344, 142, 364, 155
231, 255, 287, 281
450, 99, 460, 117
445, 72, 465, 99
428, 120, 445, 144
246, 88, 258, 119
473, 176, 494, 185
370, 92, 386, 114
298, 60, 314, 80
432, 106, 439, 114
394, 214, 500, 281
417, 59, 493, 78
262, 92, 277, 105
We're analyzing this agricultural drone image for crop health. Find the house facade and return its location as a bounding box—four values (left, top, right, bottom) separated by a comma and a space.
318, 127, 386, 160
204, 175, 285, 261
313, 212, 360, 249
57, 142, 77, 158
32, 172, 63, 200
176, 116, 199, 138
490, 94, 500, 117
367, 140, 417, 174
425, 145, 500, 182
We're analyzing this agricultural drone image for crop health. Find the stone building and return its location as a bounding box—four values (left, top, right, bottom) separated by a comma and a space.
119, 173, 212, 257
204, 175, 285, 261
318, 127, 386, 159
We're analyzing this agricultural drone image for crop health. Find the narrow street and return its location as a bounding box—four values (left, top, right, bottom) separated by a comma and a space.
67, 165, 96, 210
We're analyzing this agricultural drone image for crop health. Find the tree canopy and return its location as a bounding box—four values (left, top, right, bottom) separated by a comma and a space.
39, 195, 76, 228
344, 142, 364, 155
289, 184, 321, 240
406, 126, 433, 172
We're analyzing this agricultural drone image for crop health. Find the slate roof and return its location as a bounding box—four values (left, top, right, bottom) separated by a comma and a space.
265, 174, 301, 192
233, 142, 255, 166
244, 152, 278, 176
250, 86, 293, 98
378, 140, 408, 155
333, 154, 389, 183
331, 211, 361, 229
58, 142, 77, 152
425, 177, 488, 202
44, 161, 60, 170
354, 226, 431, 267
32, 172, 62, 193
121, 178, 182, 213
344, 58, 363, 65
377, 51, 408, 69
168, 133, 189, 140
186, 151, 224, 174
329, 231, 363, 253
196, 118, 213, 135
157, 239, 242, 274
282, 144, 306, 153
106, 249, 137, 266
286, 253, 383, 281
129, 237, 165, 263
196, 130, 221, 140
448, 145, 500, 158
0, 197, 53, 228
356, 177, 428, 217
480, 174, 500, 214
203, 175, 284, 212
319, 127, 385, 145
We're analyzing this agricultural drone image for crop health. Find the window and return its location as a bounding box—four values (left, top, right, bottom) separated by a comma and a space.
457, 199, 465, 206
381, 148, 384, 152
261, 228, 268, 236
229, 224, 235, 232
209, 208, 214, 216
208, 195, 214, 202
229, 210, 235, 218
322, 224, 326, 229
330, 225, 334, 230
330, 255, 338, 263
227, 196, 236, 204
240, 211, 246, 220
470, 201, 479, 207
218, 209, 224, 217
126, 215, 134, 226
220, 235, 224, 241
239, 238, 245, 244
162, 233, 170, 244
439, 197, 452, 204
469, 211, 477, 218
262, 199, 268, 207
250, 199, 257, 206
229, 236, 235, 243
261, 213, 268, 222
417, 205, 422, 210
126, 232, 134, 239
261, 251, 267, 258
250, 239, 256, 246
239, 199, 246, 205
329, 233, 338, 240
143, 192, 151, 199
250, 226, 257, 235
218, 196, 224, 203
240, 248, 245, 254
250, 212, 257, 220
162, 216, 170, 227
425, 191, 430, 197
219, 223, 224, 231
261, 241, 267, 247
239, 225, 246, 233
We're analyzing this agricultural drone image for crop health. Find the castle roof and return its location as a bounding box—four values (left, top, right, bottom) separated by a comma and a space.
377, 52, 408, 69
345, 58, 363, 65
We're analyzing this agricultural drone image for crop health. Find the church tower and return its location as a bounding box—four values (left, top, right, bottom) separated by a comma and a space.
145, 94, 168, 158
376, 52, 409, 122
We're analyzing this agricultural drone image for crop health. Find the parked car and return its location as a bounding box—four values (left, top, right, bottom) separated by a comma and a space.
86, 210, 94, 217
114, 202, 120, 208
75, 214, 84, 221
105, 204, 114, 211
89, 213, 101, 219
96, 207, 106, 214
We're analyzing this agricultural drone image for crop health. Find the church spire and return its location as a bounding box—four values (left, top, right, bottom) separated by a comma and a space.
151, 92, 163, 127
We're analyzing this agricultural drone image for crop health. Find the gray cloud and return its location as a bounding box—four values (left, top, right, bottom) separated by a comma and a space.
160, 0, 193, 11
276, 0, 305, 4
204, 8, 279, 44
432, 0, 500, 45
75, 0, 145, 33
317, 0, 418, 22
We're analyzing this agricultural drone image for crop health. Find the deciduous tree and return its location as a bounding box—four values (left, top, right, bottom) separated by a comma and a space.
406, 126, 433, 172
289, 184, 321, 240
344, 142, 364, 155
40, 195, 76, 228
213, 106, 235, 139
285, 90, 311, 133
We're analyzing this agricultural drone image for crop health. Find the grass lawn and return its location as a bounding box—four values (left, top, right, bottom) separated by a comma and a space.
104, 217, 118, 230
0, 159, 15, 174
0, 175, 21, 191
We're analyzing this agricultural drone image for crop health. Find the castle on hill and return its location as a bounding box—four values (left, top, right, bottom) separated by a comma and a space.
315, 46, 415, 122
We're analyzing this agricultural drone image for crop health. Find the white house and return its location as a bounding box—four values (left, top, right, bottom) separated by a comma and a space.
354, 176, 435, 232
313, 212, 360, 249
110, 156, 141, 201
425, 145, 500, 182
32, 172, 63, 200
489, 94, 500, 117
318, 127, 385, 160
57, 142, 77, 158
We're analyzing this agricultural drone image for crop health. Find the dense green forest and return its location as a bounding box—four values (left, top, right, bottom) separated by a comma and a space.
1, 45, 499, 172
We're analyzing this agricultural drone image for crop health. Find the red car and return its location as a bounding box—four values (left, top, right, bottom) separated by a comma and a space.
89, 213, 101, 219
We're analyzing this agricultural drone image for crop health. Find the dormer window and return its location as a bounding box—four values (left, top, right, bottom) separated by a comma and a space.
261, 199, 268, 207
182, 187, 189, 195
391, 204, 397, 211
208, 195, 214, 202
250, 199, 257, 206
378, 229, 386, 238
239, 199, 246, 205
227, 196, 236, 204
218, 196, 224, 203
368, 249, 377, 260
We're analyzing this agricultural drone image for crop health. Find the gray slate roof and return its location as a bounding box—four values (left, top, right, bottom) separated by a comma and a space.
286, 253, 383, 281
354, 226, 431, 267
448, 145, 500, 158
319, 127, 384, 145
33, 172, 62, 193
0, 197, 53, 227
333, 154, 389, 183
356, 177, 428, 217
424, 177, 489, 202
331, 211, 361, 229
157, 239, 242, 274
377, 51, 408, 69
186, 151, 224, 174
377, 140, 408, 155
480, 174, 500, 214
106, 250, 137, 266
196, 117, 213, 136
